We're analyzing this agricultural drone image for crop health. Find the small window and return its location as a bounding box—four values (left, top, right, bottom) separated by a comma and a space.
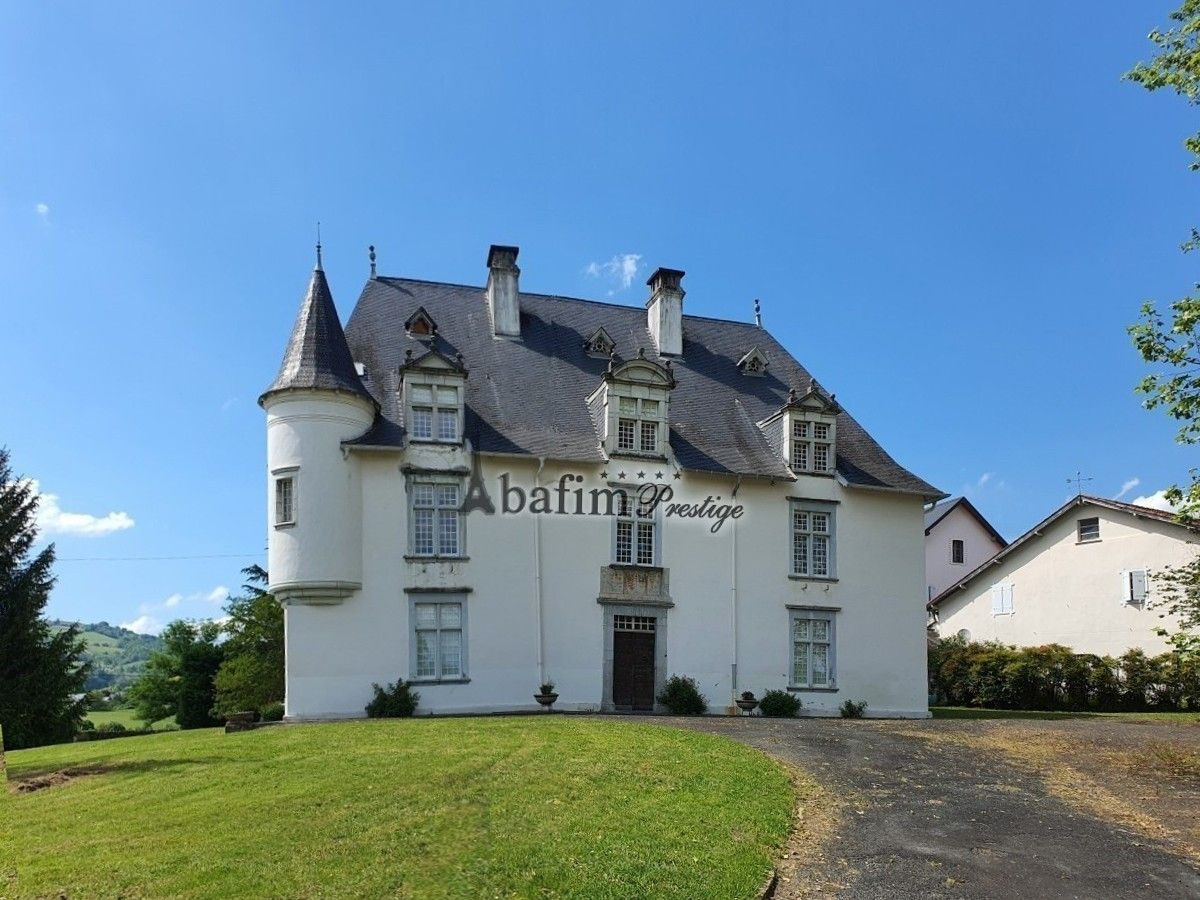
612, 396, 663, 455
412, 600, 464, 680
791, 418, 834, 474
613, 488, 657, 566
1122, 569, 1148, 606
274, 476, 295, 526
791, 503, 835, 578
990, 583, 1014, 615
951, 539, 965, 565
407, 383, 461, 443
1077, 517, 1100, 543
790, 610, 835, 689
410, 481, 461, 557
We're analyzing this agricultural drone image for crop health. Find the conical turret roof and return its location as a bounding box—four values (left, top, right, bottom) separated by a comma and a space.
259, 263, 375, 407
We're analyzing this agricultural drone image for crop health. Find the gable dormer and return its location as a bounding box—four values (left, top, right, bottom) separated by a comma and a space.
587, 350, 676, 458
398, 348, 467, 444
584, 327, 616, 358
404, 306, 438, 339
784, 380, 839, 475
736, 347, 769, 377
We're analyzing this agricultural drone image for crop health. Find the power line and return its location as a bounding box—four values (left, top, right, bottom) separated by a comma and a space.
56, 552, 263, 563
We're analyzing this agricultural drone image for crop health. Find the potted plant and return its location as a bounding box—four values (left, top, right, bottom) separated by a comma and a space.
534, 681, 559, 710
735, 690, 759, 714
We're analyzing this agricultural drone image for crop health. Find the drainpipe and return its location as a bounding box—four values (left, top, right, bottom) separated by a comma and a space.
730, 475, 742, 702
534, 457, 546, 685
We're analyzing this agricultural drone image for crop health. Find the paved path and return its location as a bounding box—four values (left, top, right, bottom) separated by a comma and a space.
621, 716, 1200, 899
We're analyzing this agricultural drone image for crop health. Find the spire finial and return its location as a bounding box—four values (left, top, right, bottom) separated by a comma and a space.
754, 298, 762, 328
315, 221, 323, 271
369, 245, 377, 279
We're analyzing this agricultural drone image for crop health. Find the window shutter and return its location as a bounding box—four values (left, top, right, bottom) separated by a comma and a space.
1130, 570, 1147, 605
991, 585, 1004, 615
1003, 584, 1014, 614
1119, 570, 1130, 605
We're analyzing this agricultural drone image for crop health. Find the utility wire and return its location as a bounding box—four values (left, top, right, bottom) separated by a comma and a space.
56, 552, 263, 562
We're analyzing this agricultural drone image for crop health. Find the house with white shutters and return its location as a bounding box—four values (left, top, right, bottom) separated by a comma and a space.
929, 495, 1196, 657
924, 496, 1007, 601
261, 243, 942, 719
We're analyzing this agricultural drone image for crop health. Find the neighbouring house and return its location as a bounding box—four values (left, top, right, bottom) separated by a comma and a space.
261, 243, 943, 719
924, 496, 1007, 601
929, 495, 1196, 657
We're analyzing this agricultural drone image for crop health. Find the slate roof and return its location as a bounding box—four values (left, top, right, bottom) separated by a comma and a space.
928, 494, 1194, 608
924, 496, 1007, 546
259, 266, 375, 407
338, 273, 941, 496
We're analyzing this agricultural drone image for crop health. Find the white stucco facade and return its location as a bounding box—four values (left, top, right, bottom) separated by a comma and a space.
268, 441, 932, 719
924, 499, 1006, 601
932, 499, 1194, 657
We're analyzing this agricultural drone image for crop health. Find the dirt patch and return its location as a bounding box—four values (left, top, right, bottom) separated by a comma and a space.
773, 762, 849, 898
11, 765, 109, 793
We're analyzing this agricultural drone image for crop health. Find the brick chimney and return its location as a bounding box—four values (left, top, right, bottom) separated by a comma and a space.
646, 267, 684, 356
486, 245, 521, 338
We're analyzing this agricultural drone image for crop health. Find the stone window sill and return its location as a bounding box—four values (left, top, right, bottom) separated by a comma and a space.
405, 555, 470, 563
408, 677, 471, 685
787, 685, 839, 693
788, 575, 838, 583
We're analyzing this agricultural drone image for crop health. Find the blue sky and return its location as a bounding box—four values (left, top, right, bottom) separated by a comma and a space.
2, 3, 1195, 632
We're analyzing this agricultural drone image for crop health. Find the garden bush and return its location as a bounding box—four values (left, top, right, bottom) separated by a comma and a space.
838, 699, 868, 718
929, 637, 1200, 712
657, 675, 708, 715
260, 701, 285, 722
758, 689, 801, 718
365, 680, 419, 718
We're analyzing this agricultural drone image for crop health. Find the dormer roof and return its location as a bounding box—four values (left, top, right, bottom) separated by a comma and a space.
736, 347, 769, 376
404, 306, 438, 338
584, 327, 616, 357
260, 265, 375, 408
400, 346, 468, 377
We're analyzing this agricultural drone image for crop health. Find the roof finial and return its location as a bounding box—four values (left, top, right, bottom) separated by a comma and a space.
369, 245, 377, 279
754, 298, 762, 328
315, 221, 323, 271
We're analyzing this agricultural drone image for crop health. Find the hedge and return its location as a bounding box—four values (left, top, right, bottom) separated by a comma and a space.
928, 638, 1200, 711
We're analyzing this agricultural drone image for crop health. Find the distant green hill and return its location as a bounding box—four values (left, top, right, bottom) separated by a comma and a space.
49, 620, 164, 690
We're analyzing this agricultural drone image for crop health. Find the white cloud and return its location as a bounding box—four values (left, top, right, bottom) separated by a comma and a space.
28, 480, 135, 537
1114, 477, 1141, 500
977, 472, 992, 487
35, 202, 49, 222
220, 397, 238, 412
121, 614, 163, 635
584, 253, 643, 295
1130, 489, 1176, 512
205, 586, 229, 604
162, 593, 184, 609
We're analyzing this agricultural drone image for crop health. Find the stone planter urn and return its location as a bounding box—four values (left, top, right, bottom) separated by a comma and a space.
534, 684, 558, 711
735, 693, 759, 715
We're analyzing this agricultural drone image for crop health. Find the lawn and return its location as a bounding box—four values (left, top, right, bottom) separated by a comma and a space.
4, 718, 794, 899
931, 706, 1200, 724
85, 707, 177, 730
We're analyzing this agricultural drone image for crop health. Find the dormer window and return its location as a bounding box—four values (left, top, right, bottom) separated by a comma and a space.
737, 347, 769, 377
617, 397, 661, 453
409, 384, 460, 441
585, 327, 616, 358
792, 419, 834, 474
404, 307, 438, 339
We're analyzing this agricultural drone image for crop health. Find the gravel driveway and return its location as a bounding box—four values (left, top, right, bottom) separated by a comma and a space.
624, 715, 1200, 899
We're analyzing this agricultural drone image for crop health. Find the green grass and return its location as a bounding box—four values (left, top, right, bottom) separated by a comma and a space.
85, 708, 177, 731
931, 706, 1200, 723
5, 718, 794, 899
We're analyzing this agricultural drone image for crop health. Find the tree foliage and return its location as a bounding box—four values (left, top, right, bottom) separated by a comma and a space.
0, 447, 90, 749
129, 619, 223, 728
212, 565, 284, 717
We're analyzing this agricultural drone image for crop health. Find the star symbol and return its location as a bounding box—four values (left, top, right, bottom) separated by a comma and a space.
618, 471, 626, 480
637, 471, 646, 480
655, 471, 664, 480
673, 471, 682, 480
599, 470, 608, 479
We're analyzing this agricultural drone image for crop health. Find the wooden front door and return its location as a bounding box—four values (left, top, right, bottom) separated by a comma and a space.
612, 616, 656, 710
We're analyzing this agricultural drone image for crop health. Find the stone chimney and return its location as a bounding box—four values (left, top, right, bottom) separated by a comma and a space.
646, 267, 685, 356
486, 245, 521, 338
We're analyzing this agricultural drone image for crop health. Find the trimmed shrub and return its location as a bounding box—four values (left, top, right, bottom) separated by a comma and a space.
260, 701, 285, 722
839, 699, 868, 719
365, 680, 419, 718
97, 721, 127, 734
657, 675, 708, 715
758, 689, 801, 718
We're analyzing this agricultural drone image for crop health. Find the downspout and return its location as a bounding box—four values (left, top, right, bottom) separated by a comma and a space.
534, 457, 546, 685
730, 475, 742, 702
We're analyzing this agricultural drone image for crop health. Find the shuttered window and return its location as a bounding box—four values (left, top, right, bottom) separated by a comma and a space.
990, 583, 1014, 615
1121, 569, 1148, 606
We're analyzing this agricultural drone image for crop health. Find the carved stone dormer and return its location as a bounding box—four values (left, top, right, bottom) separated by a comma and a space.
587, 356, 675, 459
736, 347, 769, 377
404, 306, 438, 339
584, 327, 616, 358
399, 348, 468, 445
756, 378, 840, 477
